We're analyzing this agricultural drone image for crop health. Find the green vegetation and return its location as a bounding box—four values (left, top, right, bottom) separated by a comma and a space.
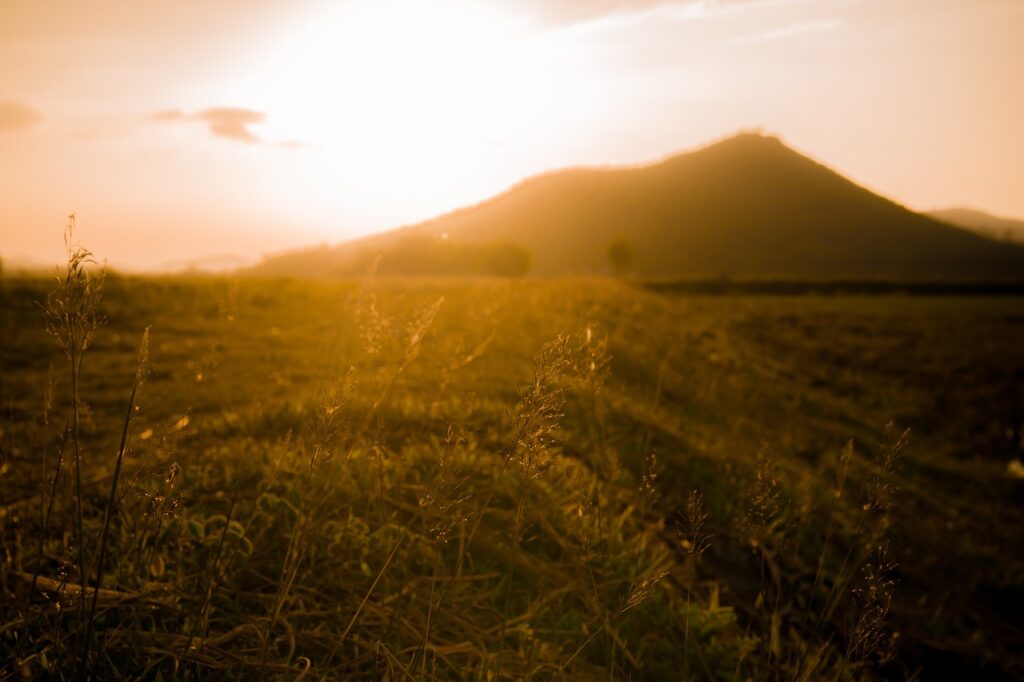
249, 133, 1024, 279
1, 247, 1023, 678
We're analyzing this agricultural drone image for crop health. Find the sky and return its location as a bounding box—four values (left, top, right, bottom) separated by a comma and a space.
1, 0, 1022, 270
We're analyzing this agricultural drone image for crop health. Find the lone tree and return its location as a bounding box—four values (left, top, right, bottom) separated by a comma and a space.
606, 238, 634, 275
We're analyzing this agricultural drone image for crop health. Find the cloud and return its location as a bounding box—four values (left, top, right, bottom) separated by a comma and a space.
198, 108, 266, 143
531, 0, 669, 25
0, 101, 43, 132
532, 0, 818, 26
153, 107, 271, 144
728, 18, 841, 45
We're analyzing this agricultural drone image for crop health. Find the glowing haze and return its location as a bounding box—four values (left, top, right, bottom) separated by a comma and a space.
2, 0, 1022, 270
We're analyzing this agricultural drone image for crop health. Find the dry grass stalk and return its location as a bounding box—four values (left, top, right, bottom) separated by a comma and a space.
44, 214, 106, 620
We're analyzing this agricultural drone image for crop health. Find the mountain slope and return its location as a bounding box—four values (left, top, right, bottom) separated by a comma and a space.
251, 133, 1024, 278
928, 207, 1024, 245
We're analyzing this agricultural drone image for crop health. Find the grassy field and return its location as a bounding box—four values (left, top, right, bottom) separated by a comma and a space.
1, 266, 1023, 679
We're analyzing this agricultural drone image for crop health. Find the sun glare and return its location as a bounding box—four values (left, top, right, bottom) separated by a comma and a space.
181, 0, 612, 236
226, 3, 579, 189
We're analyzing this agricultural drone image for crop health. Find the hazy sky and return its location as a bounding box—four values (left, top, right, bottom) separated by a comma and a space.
2, 0, 1022, 270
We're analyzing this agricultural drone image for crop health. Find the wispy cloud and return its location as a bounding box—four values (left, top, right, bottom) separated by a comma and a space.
153, 107, 302, 148
536, 0, 823, 28
0, 101, 43, 132
548, 0, 836, 38
684, 0, 822, 18
199, 107, 265, 143
728, 18, 841, 45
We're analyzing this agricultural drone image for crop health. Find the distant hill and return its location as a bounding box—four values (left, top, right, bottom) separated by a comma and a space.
928, 207, 1024, 245
0, 254, 51, 274
249, 133, 1024, 279
158, 253, 253, 274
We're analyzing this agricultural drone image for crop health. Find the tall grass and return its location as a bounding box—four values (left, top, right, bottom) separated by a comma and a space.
0, 229, 916, 680
43, 216, 105, 623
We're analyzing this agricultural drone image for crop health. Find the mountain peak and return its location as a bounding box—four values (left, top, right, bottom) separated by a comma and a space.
700, 130, 788, 152
655, 130, 803, 173
713, 129, 784, 145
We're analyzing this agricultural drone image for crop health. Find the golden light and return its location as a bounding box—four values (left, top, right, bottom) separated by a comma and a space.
218, 0, 601, 218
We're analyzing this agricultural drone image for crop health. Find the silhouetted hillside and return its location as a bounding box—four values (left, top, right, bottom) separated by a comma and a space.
928, 207, 1024, 245
250, 133, 1024, 278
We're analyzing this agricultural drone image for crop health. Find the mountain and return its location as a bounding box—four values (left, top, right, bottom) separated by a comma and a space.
249, 132, 1024, 279
928, 207, 1024, 245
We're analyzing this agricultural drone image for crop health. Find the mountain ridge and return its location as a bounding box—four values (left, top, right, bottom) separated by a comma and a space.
928, 207, 1024, 245
248, 132, 1024, 279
